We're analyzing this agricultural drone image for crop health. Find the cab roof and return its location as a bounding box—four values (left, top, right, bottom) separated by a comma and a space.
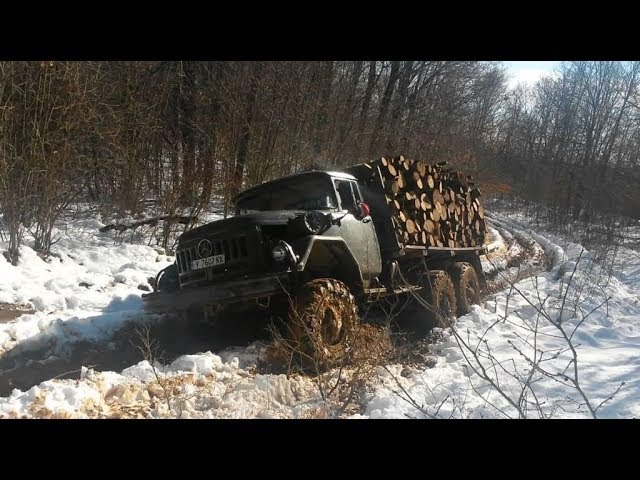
233, 170, 356, 204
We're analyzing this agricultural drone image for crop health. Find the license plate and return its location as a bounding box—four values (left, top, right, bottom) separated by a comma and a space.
191, 254, 225, 270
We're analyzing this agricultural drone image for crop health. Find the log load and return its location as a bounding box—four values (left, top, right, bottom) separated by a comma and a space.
344, 155, 486, 249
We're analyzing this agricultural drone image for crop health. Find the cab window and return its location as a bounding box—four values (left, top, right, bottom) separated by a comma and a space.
334, 179, 362, 211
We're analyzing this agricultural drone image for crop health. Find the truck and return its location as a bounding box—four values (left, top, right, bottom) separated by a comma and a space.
143, 157, 488, 368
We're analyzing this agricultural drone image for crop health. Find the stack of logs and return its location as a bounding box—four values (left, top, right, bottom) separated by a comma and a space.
348, 155, 486, 248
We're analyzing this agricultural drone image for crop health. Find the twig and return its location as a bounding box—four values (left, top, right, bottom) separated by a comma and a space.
99, 215, 198, 233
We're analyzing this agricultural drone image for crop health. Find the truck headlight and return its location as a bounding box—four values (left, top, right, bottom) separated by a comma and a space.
272, 244, 288, 261
272, 241, 298, 264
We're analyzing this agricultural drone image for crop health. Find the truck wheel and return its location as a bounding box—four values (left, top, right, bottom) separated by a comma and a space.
157, 263, 179, 292
428, 270, 457, 327
468, 255, 487, 291
287, 278, 359, 370
450, 262, 481, 316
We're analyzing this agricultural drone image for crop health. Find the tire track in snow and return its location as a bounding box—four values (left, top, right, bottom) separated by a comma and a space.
482, 211, 551, 294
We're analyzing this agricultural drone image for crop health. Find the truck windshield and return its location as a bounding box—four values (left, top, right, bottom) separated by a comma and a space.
235, 176, 337, 214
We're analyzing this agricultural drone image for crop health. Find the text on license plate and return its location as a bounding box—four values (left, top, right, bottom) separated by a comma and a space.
191, 254, 226, 270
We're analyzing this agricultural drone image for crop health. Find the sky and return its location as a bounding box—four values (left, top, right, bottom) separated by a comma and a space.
502, 61, 561, 89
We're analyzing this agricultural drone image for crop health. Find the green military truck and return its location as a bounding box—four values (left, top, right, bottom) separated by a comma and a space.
143, 160, 487, 366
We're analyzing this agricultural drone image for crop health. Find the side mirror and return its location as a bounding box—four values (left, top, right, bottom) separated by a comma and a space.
354, 201, 371, 221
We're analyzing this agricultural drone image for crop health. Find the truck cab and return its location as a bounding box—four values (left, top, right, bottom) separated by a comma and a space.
146, 171, 383, 315
230, 170, 382, 289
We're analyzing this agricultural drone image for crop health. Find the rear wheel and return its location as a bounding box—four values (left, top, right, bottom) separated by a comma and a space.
427, 270, 457, 327
395, 269, 457, 333
286, 278, 359, 370
450, 262, 481, 316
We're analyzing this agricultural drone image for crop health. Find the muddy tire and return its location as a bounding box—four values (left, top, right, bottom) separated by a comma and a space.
427, 270, 457, 327
393, 279, 435, 337
468, 255, 487, 290
286, 278, 359, 370
450, 262, 481, 316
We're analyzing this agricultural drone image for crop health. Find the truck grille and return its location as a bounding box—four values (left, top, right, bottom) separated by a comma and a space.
177, 235, 248, 274
176, 230, 261, 288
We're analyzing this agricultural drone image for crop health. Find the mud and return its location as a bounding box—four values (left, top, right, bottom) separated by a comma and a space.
0, 303, 35, 324
0, 312, 270, 397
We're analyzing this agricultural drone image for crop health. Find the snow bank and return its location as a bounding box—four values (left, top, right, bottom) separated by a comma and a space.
0, 350, 326, 419
0, 213, 175, 355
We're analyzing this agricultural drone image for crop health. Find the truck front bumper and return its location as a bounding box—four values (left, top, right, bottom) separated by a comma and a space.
142, 273, 291, 314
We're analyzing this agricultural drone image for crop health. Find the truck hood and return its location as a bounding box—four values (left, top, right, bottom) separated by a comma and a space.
179, 210, 307, 243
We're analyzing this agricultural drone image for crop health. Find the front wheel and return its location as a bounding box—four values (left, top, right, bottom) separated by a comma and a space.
286, 278, 359, 370
156, 263, 179, 292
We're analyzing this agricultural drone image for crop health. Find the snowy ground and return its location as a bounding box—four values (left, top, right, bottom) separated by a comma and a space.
0, 216, 175, 356
1, 205, 639, 418
364, 215, 640, 419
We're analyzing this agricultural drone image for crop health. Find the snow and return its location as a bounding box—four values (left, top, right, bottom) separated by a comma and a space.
1, 204, 639, 418
0, 215, 175, 357
361, 212, 640, 419
0, 350, 324, 419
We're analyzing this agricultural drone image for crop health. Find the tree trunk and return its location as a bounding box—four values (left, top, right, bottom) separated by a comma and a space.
179, 61, 197, 205
312, 61, 334, 158
369, 61, 400, 156
385, 61, 414, 152
232, 62, 263, 200
356, 61, 378, 156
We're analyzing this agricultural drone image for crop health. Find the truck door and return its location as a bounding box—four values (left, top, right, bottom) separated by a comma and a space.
333, 178, 382, 283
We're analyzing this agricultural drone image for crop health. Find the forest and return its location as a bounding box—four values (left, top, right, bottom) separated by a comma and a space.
1, 61, 639, 263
